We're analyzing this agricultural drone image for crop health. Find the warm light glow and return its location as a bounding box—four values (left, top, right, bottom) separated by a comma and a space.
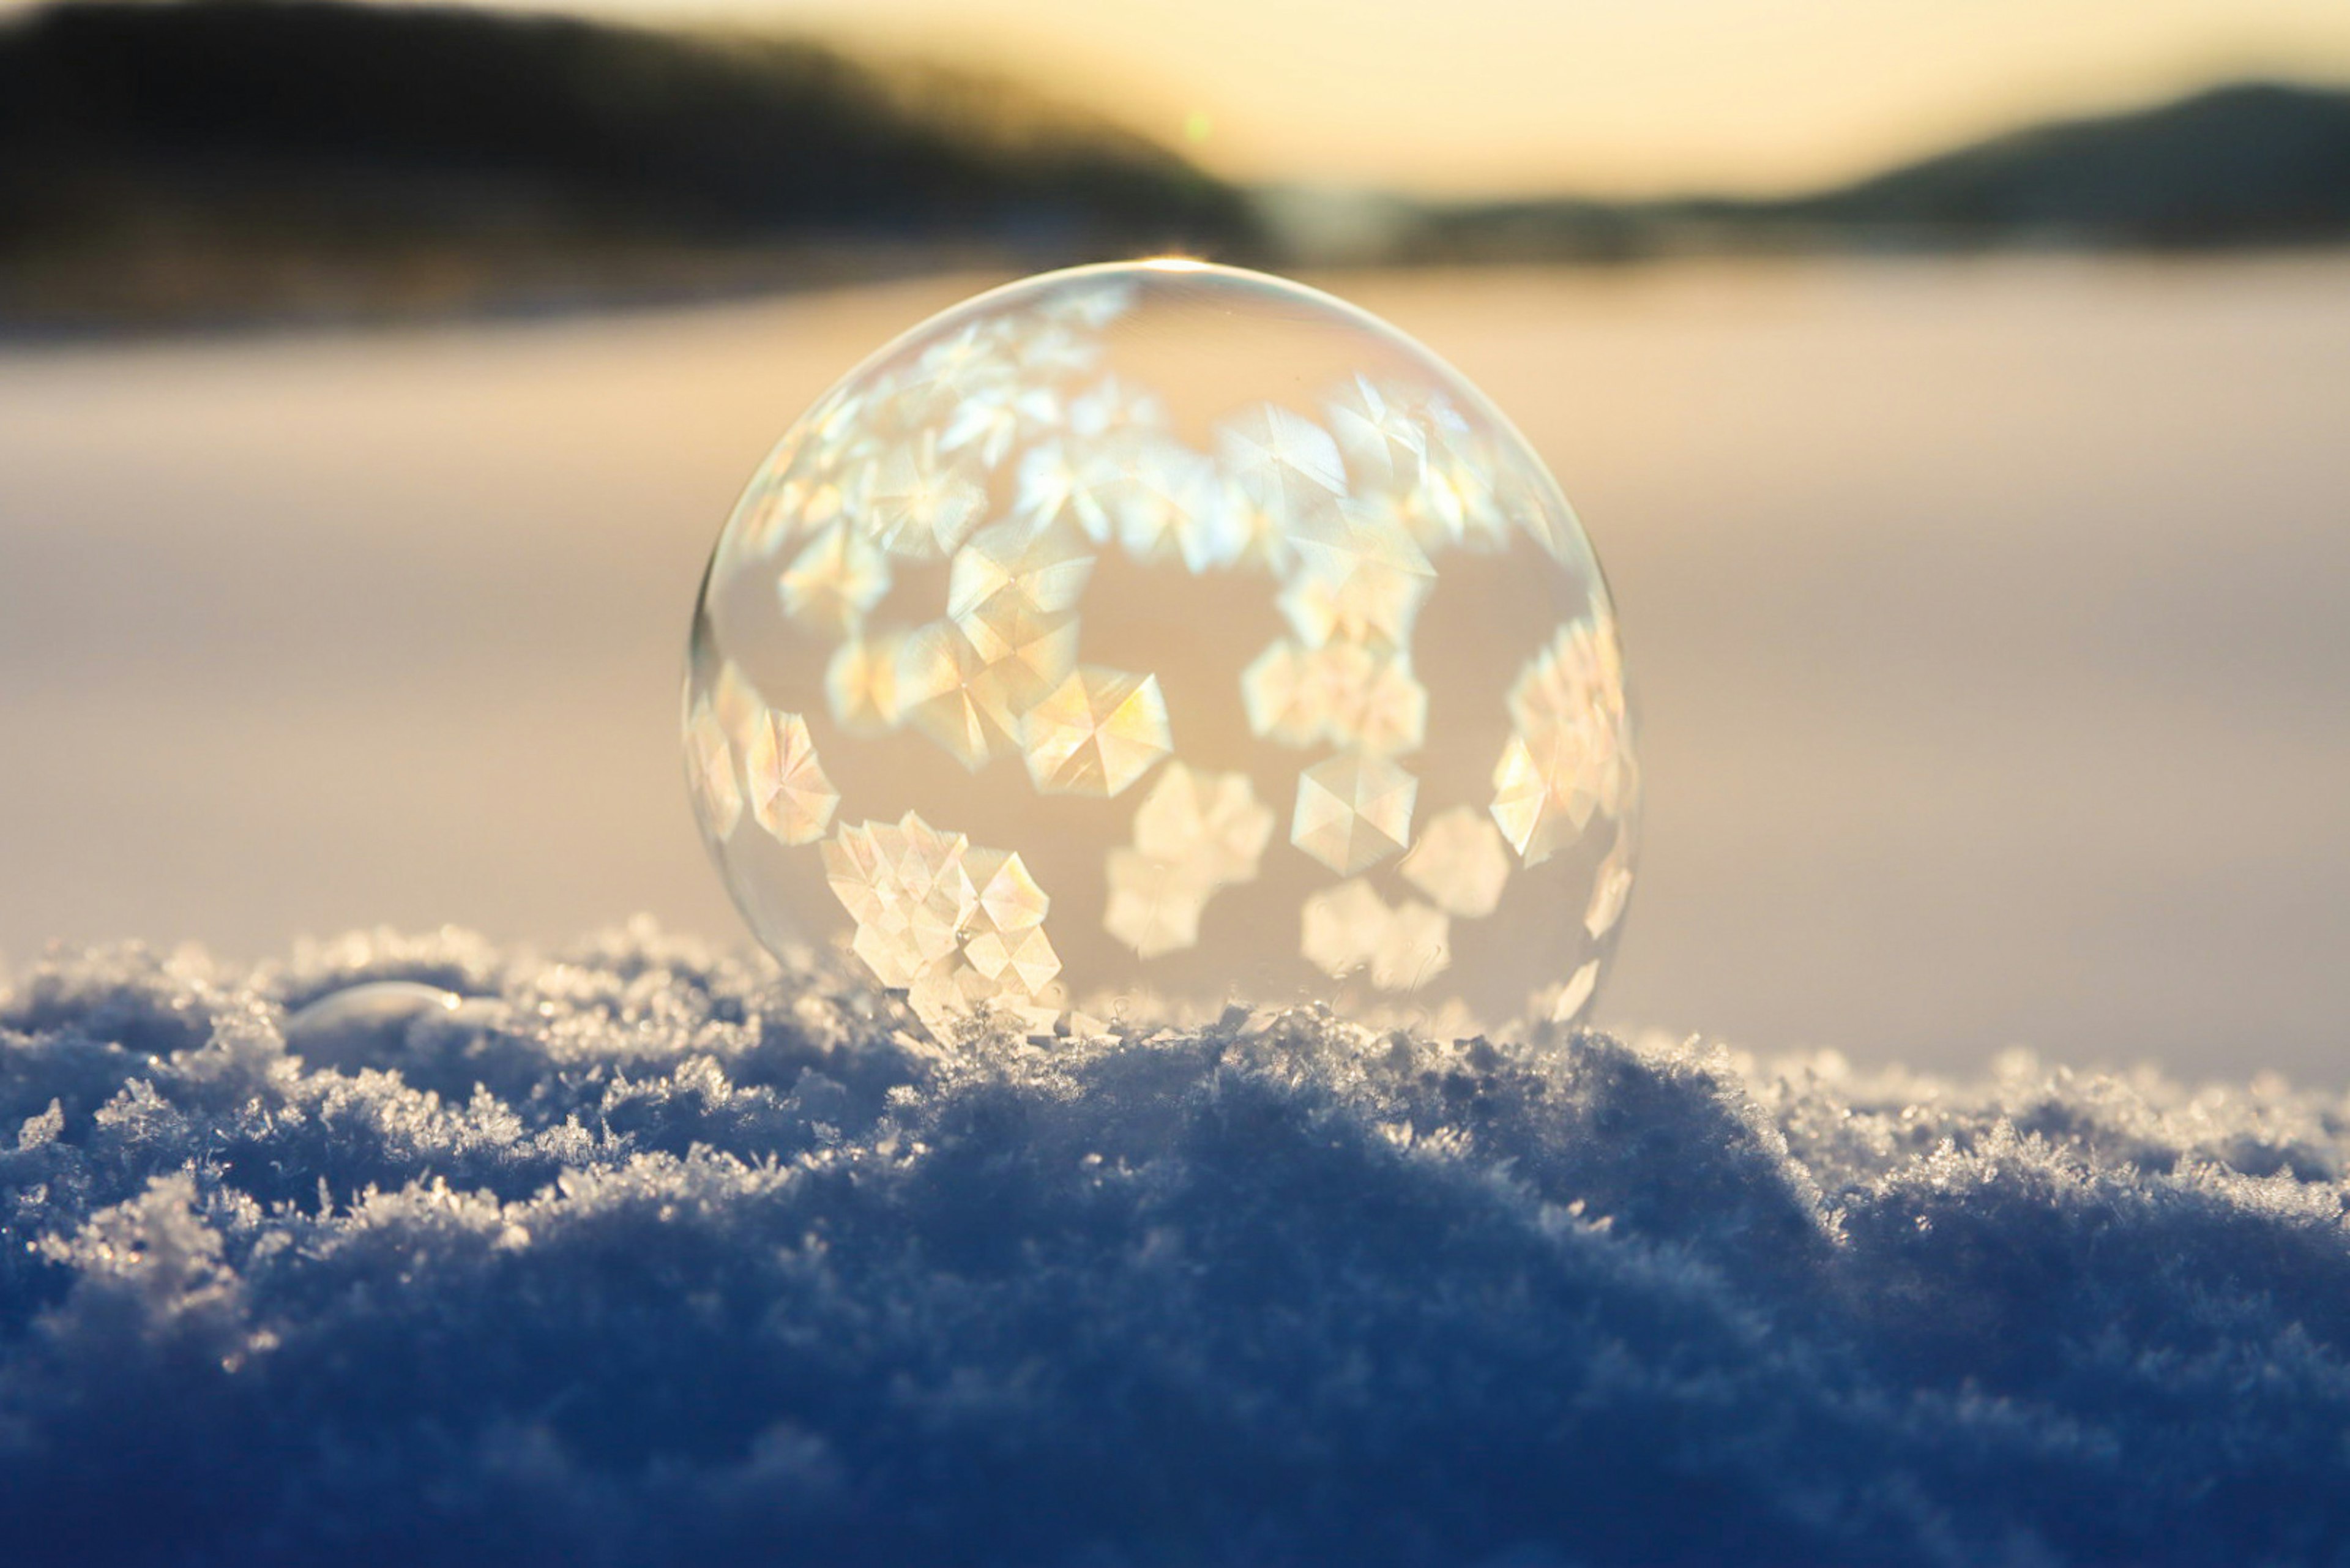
296, 0, 2350, 197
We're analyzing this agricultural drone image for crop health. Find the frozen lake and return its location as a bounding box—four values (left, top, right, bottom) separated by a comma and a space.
3, 255, 2346, 1079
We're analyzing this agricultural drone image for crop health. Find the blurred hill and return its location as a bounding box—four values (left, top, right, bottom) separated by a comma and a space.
0, 0, 1259, 327
1397, 83, 2350, 263
1, 1, 2348, 329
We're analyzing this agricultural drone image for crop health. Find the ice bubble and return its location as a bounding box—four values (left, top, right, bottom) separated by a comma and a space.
684, 261, 1637, 1040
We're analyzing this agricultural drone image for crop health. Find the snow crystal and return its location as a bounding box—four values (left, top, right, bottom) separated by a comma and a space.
2, 928, 2347, 1565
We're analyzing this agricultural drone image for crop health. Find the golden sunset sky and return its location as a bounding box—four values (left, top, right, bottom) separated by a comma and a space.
423, 0, 2350, 195
9, 0, 2345, 194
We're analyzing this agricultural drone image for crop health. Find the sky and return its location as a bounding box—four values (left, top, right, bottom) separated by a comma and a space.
367, 0, 2350, 197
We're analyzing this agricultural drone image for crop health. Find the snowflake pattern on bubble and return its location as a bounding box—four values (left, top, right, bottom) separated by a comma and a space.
685, 261, 1638, 1040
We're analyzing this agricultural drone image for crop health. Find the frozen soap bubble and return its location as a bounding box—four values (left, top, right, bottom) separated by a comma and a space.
684, 261, 1637, 1042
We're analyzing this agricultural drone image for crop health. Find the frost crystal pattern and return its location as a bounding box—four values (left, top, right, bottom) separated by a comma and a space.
1104, 764, 1274, 958
1292, 754, 1417, 877
687, 261, 1637, 1040
745, 709, 839, 846
1022, 667, 1172, 798
1399, 805, 1510, 919
1300, 878, 1451, 991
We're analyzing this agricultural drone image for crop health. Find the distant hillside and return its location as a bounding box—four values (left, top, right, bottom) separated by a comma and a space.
1779, 83, 2350, 242
0, 0, 1258, 326
1397, 83, 2350, 263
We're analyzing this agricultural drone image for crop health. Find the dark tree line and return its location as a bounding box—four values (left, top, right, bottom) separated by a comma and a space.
0, 0, 1259, 254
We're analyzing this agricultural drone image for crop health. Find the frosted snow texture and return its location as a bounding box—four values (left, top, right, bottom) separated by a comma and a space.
3, 930, 2349, 1566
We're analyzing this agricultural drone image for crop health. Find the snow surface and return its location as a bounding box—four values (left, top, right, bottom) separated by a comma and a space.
3, 927, 2348, 1566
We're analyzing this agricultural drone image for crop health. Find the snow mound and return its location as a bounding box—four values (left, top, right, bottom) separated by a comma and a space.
3, 927, 2348, 1566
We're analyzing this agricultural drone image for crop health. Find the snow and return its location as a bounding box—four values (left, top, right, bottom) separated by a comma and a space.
4, 927, 2349, 1565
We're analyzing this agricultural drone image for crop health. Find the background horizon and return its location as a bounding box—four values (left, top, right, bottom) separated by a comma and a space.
22, 0, 2340, 201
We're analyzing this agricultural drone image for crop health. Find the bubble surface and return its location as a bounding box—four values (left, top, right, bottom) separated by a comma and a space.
685, 261, 1637, 1040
